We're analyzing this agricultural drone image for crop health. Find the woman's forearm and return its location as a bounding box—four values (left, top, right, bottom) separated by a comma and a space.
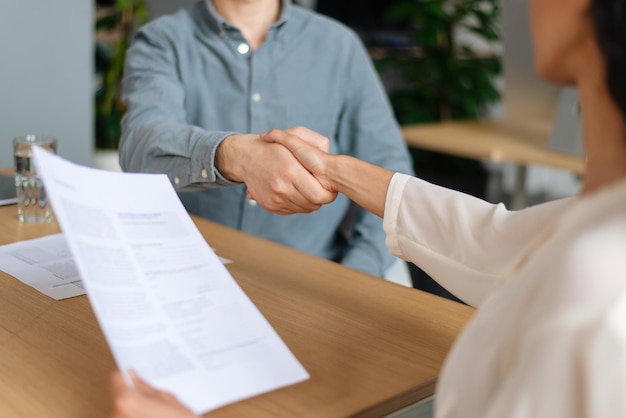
328, 155, 395, 218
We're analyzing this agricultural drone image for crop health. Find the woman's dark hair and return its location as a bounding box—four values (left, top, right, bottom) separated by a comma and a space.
590, 0, 626, 120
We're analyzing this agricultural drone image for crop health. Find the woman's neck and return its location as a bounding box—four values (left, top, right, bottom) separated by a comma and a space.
211, 0, 281, 50
577, 48, 626, 195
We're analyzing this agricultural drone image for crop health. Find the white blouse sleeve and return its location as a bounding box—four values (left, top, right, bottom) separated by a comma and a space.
383, 173, 572, 307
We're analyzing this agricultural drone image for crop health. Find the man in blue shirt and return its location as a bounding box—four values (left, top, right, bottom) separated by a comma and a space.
119, 0, 414, 278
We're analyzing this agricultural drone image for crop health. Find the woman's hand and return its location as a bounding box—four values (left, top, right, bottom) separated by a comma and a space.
109, 370, 198, 418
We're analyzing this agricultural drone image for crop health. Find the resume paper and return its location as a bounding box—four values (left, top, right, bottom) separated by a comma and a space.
32, 148, 309, 414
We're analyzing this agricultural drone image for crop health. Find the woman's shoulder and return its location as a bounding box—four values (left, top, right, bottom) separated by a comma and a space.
562, 179, 626, 250
546, 180, 626, 313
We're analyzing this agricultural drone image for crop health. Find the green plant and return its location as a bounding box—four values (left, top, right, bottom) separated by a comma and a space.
94, 0, 149, 150
372, 0, 502, 180
378, 0, 502, 124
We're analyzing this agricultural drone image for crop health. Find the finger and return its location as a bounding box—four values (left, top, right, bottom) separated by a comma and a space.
273, 156, 329, 212
272, 141, 335, 206
273, 166, 333, 212
110, 371, 138, 418
109, 371, 129, 397
262, 130, 318, 156
247, 186, 311, 214
129, 371, 181, 404
260, 129, 308, 151
260, 185, 321, 214
259, 128, 288, 144
128, 370, 159, 397
252, 168, 321, 214
292, 174, 337, 208
284, 126, 330, 152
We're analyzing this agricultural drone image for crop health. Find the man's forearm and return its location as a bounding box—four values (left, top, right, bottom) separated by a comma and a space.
214, 134, 256, 183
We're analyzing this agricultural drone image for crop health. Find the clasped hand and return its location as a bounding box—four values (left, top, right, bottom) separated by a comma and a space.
217, 126, 337, 215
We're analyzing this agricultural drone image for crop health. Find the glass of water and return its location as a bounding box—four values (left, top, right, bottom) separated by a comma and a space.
12, 134, 58, 223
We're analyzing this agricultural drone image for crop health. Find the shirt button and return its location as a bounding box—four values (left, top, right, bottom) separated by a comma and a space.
251, 93, 261, 102
237, 43, 250, 54
174, 177, 180, 185
201, 169, 208, 179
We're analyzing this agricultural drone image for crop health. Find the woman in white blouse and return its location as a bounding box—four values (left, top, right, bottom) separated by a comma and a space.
109, 0, 626, 416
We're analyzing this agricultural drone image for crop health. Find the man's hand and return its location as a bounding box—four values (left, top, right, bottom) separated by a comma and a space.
109, 370, 197, 418
259, 128, 338, 193
215, 131, 336, 214
260, 128, 394, 219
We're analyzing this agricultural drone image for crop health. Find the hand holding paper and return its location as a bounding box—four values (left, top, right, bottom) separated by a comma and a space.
109, 370, 197, 418
32, 147, 309, 415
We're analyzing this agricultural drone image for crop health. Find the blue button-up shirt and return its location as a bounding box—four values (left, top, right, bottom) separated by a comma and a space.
119, 0, 414, 277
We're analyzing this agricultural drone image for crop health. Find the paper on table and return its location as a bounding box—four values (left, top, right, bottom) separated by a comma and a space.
32, 148, 309, 414
0, 234, 85, 300
0, 233, 232, 300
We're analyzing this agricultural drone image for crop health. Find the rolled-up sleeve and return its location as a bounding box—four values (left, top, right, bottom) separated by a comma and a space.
119, 25, 238, 190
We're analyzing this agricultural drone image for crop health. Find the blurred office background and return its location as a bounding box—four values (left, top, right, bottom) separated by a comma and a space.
0, 1, 92, 168
0, 0, 581, 197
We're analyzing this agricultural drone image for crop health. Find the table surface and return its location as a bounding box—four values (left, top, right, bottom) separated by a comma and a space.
0, 203, 474, 418
401, 119, 585, 174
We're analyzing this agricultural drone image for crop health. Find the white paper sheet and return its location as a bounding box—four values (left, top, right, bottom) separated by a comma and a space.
0, 233, 231, 300
32, 148, 309, 414
0, 234, 85, 299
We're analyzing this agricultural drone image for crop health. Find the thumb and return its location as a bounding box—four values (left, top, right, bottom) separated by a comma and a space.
109, 370, 129, 396
260, 129, 314, 155
259, 128, 287, 144
284, 126, 330, 152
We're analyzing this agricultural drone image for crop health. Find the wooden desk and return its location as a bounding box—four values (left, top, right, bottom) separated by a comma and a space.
401, 119, 585, 208
0, 204, 474, 418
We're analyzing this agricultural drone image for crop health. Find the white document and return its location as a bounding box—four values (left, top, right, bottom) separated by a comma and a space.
0, 234, 231, 300
32, 148, 309, 414
0, 234, 85, 299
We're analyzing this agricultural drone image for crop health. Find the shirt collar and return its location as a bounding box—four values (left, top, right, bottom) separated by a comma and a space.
203, 0, 291, 34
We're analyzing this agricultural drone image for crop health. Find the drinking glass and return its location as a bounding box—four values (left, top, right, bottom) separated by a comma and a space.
12, 134, 58, 223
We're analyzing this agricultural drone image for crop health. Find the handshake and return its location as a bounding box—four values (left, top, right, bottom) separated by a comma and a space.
216, 126, 340, 215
